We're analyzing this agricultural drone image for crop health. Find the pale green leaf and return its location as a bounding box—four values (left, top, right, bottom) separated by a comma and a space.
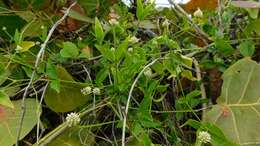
16, 41, 35, 53
0, 99, 40, 146
206, 58, 260, 145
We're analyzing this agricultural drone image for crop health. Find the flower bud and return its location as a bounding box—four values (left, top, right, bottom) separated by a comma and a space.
144, 67, 153, 78
194, 8, 203, 18
128, 47, 133, 52
2, 27, 6, 31
111, 47, 115, 52
40, 25, 45, 30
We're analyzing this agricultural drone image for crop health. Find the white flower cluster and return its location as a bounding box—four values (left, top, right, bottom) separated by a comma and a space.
81, 86, 101, 95
66, 112, 80, 127
81, 86, 92, 95
197, 131, 211, 143
93, 87, 101, 95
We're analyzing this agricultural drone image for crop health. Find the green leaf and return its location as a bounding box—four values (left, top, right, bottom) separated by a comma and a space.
44, 66, 90, 112
115, 39, 128, 61
0, 90, 13, 108
128, 132, 153, 146
95, 68, 109, 86
16, 11, 35, 22
245, 19, 260, 36
246, 8, 259, 19
0, 62, 9, 86
50, 80, 60, 93
206, 58, 260, 145
66, 9, 94, 23
60, 42, 79, 58
238, 41, 255, 57
0, 99, 40, 146
95, 17, 104, 44
96, 43, 114, 61
46, 60, 57, 79
215, 39, 234, 56
22, 19, 44, 38
137, 0, 144, 20
181, 70, 196, 81
15, 41, 35, 53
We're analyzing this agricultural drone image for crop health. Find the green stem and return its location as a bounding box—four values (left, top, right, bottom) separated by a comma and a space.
195, 141, 202, 146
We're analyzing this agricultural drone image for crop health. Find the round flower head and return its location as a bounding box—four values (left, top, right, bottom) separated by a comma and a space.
66, 112, 80, 127
197, 131, 211, 143
93, 87, 101, 95
81, 86, 92, 95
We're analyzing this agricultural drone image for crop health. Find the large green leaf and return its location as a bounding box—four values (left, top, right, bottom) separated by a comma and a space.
206, 58, 260, 145
44, 66, 90, 112
0, 99, 40, 146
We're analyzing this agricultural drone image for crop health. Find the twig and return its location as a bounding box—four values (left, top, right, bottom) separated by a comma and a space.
36, 82, 49, 144
167, 0, 210, 44
15, 2, 77, 145
122, 58, 160, 146
193, 58, 207, 120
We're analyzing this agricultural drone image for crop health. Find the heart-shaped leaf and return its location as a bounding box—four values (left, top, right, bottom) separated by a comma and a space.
44, 65, 90, 112
0, 99, 40, 146
206, 58, 260, 145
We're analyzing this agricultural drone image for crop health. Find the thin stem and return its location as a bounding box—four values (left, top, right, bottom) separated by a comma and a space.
15, 2, 77, 145
121, 58, 160, 146
193, 58, 207, 120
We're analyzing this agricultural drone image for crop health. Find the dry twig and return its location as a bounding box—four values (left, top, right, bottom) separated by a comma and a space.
15, 2, 77, 145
